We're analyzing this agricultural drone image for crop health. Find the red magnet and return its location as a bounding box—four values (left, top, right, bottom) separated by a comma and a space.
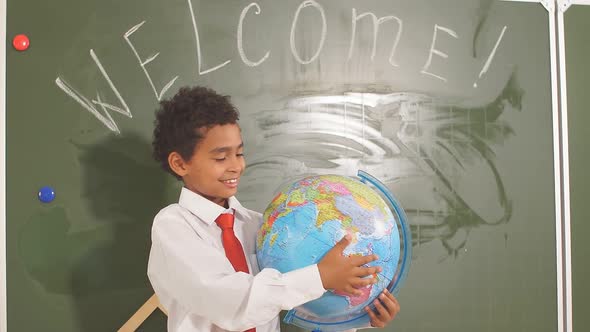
12, 34, 30, 51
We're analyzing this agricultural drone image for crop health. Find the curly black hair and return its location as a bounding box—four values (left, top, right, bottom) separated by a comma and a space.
152, 86, 240, 180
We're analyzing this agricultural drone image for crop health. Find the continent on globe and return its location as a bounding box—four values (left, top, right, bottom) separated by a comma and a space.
256, 174, 401, 321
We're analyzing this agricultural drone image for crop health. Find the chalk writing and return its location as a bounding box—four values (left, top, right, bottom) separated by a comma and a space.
347, 9, 403, 67
55, 49, 132, 134
55, 0, 509, 133
238, 3, 270, 67
187, 0, 231, 75
473, 25, 507, 88
421, 24, 459, 82
290, 0, 327, 65
124, 21, 179, 100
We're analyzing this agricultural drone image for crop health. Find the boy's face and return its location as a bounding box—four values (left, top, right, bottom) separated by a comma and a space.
172, 124, 245, 207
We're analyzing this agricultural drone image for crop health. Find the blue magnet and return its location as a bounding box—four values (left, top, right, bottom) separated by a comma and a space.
38, 186, 56, 203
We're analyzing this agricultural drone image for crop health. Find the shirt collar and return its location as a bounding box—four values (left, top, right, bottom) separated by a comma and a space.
178, 187, 246, 225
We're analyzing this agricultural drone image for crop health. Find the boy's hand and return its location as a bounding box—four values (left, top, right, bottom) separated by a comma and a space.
317, 235, 381, 296
365, 289, 400, 328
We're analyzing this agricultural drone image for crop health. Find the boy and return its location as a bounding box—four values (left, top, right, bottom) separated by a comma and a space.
148, 86, 400, 332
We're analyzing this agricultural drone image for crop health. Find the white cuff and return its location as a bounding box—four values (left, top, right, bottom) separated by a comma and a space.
283, 264, 326, 302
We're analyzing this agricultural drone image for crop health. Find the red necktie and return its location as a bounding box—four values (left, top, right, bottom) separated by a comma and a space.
215, 213, 256, 332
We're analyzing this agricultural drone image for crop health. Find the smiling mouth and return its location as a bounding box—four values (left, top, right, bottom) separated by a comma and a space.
222, 179, 238, 184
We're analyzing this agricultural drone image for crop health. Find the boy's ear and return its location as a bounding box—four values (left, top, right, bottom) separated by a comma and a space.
168, 152, 189, 177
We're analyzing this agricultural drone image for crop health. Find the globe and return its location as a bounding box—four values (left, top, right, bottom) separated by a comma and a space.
256, 173, 409, 331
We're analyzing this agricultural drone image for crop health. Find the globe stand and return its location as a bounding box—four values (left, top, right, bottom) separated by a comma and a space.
283, 170, 412, 331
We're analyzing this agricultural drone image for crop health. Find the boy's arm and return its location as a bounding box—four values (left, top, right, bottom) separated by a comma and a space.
147, 216, 326, 331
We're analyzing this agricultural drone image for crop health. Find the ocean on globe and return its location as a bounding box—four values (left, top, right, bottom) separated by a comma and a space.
256, 174, 401, 320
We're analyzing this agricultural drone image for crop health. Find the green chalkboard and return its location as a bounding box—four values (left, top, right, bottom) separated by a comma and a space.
6, 0, 558, 331
565, 6, 590, 332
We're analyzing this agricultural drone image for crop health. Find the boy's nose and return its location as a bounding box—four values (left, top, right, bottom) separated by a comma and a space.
227, 156, 243, 172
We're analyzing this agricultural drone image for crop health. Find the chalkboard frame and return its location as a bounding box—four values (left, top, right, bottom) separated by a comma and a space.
0, 0, 586, 331
1, 0, 8, 330
555, 1, 590, 332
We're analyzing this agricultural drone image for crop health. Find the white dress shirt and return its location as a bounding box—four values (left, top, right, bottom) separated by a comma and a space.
147, 187, 327, 332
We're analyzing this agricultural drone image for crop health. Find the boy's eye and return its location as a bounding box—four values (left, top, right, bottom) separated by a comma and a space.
237, 153, 244, 157
214, 157, 226, 161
